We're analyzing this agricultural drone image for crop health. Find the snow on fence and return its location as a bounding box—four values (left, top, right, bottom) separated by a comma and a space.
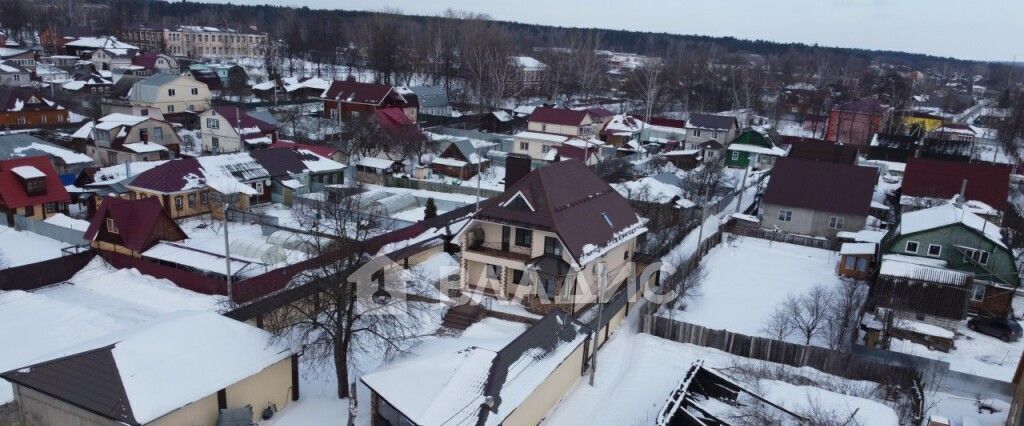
12, 214, 86, 246
731, 222, 841, 251
358, 173, 504, 199
0, 251, 95, 291
638, 306, 917, 387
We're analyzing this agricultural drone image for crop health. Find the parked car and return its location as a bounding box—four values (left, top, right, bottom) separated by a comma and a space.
967, 316, 1023, 341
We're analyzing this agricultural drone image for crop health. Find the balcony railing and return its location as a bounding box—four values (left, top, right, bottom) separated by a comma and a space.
466, 241, 532, 263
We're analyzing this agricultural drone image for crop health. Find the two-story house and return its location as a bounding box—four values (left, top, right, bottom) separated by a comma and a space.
128, 73, 212, 115
760, 158, 877, 238
74, 113, 181, 165
684, 113, 739, 149
321, 80, 417, 123
0, 60, 31, 87
825, 98, 892, 146
459, 160, 647, 315
512, 107, 604, 162
83, 196, 187, 257
198, 106, 278, 153
879, 202, 1019, 321
526, 107, 595, 137
0, 88, 70, 129
0, 156, 71, 225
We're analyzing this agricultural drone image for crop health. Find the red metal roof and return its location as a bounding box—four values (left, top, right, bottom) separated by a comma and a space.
648, 117, 686, 129
763, 158, 877, 216
375, 107, 424, 141
902, 158, 1011, 210
0, 156, 70, 209
127, 157, 203, 193
84, 197, 183, 252
268, 140, 338, 158
529, 107, 589, 126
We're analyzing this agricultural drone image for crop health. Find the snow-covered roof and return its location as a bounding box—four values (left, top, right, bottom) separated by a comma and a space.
93, 113, 148, 131
142, 241, 261, 276
835, 229, 886, 244
64, 36, 137, 51
898, 203, 1004, 248
879, 254, 971, 286
431, 157, 469, 168
297, 149, 345, 172
513, 131, 569, 143
0, 135, 92, 165
10, 165, 45, 179
512, 56, 547, 69
89, 160, 167, 186
840, 242, 876, 255
43, 213, 90, 232
357, 156, 396, 170
122, 142, 168, 153
727, 143, 788, 156
613, 177, 694, 208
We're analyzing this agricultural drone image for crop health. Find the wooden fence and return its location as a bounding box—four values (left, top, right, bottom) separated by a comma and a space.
731, 223, 841, 251
639, 306, 917, 387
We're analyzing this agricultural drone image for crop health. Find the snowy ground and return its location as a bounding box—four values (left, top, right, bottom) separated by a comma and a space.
546, 312, 899, 425
176, 215, 311, 276
662, 237, 844, 347
886, 321, 1024, 382
0, 225, 70, 268
0, 258, 225, 403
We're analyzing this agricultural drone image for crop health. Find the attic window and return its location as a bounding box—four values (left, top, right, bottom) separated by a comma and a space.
601, 212, 613, 228
106, 218, 118, 234
501, 191, 535, 211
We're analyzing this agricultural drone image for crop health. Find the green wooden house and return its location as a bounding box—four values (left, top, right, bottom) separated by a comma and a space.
882, 203, 1019, 318
724, 130, 788, 169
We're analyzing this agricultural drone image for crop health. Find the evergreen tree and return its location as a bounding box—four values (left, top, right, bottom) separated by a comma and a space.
424, 197, 438, 220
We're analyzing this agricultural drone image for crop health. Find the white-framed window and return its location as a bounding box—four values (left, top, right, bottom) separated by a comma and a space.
777, 210, 792, 222
963, 248, 990, 265
905, 241, 919, 253
828, 216, 844, 230
971, 283, 986, 302
207, 118, 220, 129
731, 151, 739, 160
927, 244, 942, 257
106, 218, 118, 233
191, 87, 199, 95
519, 141, 528, 151
167, 105, 175, 113
153, 127, 163, 141
168, 88, 176, 96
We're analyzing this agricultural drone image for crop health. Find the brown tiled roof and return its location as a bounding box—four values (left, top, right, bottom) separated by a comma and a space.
2, 345, 137, 424
902, 158, 1011, 210
763, 158, 877, 216
528, 107, 589, 126
687, 113, 736, 130
322, 80, 395, 105
787, 141, 859, 165
475, 160, 641, 262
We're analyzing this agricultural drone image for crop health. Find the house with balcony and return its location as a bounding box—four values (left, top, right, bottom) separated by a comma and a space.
74, 113, 181, 165
459, 160, 647, 315
198, 106, 278, 153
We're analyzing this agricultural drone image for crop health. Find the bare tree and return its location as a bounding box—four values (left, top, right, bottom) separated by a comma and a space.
266, 194, 432, 399
771, 285, 834, 346
824, 279, 868, 351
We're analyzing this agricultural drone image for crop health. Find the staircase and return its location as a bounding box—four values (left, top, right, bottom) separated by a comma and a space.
441, 304, 486, 331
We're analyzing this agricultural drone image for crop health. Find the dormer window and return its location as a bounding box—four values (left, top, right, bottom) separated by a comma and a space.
601, 212, 614, 228
106, 218, 118, 234
24, 178, 46, 196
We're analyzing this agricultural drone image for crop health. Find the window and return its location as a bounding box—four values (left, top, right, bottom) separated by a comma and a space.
694, 129, 701, 137
174, 196, 184, 210
544, 236, 562, 256
139, 128, 148, 141
167, 105, 175, 113
777, 210, 792, 222
168, 88, 176, 96
856, 258, 868, 271
106, 218, 118, 233
140, 108, 149, 116
731, 151, 739, 161
512, 269, 524, 285
828, 216, 844, 230
107, 151, 118, 165
971, 284, 987, 302
905, 241, 919, 253
541, 124, 547, 132
200, 191, 209, 205
624, 250, 630, 261
486, 264, 500, 279
963, 248, 990, 265
519, 142, 528, 151
44, 203, 57, 213
187, 104, 195, 111
515, 228, 533, 247
24, 205, 34, 216
191, 87, 199, 95
187, 193, 196, 208
153, 127, 163, 141
211, 137, 220, 151
844, 256, 856, 270
255, 182, 264, 193
24, 178, 46, 195
927, 244, 942, 257
601, 212, 614, 228
16, 116, 26, 125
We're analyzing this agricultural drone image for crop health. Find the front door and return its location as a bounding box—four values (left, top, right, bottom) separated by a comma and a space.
501, 226, 510, 252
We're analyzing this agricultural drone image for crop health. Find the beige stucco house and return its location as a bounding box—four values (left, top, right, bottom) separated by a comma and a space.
2, 311, 297, 426
128, 73, 212, 114
75, 113, 181, 166
198, 106, 277, 154
459, 160, 646, 315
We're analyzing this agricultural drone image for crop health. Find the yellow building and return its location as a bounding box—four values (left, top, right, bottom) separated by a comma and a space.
901, 111, 945, 133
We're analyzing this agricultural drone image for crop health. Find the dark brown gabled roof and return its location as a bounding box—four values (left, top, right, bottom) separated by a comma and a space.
321, 80, 395, 105
528, 107, 590, 126
83, 197, 184, 252
2, 345, 138, 425
686, 113, 737, 130
475, 160, 642, 263
763, 158, 877, 216
902, 158, 1011, 210
787, 141, 859, 165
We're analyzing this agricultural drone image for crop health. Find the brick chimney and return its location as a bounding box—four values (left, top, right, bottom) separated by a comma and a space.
504, 153, 531, 187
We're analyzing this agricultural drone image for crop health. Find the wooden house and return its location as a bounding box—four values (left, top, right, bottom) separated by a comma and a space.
431, 138, 489, 179
724, 130, 787, 169
84, 196, 187, 257
0, 156, 71, 225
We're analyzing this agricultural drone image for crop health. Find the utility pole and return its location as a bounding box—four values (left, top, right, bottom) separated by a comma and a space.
696, 180, 712, 261
590, 260, 607, 387
475, 146, 482, 211
223, 197, 233, 302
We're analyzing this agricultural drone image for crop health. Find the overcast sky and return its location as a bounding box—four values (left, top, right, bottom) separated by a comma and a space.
198, 0, 1022, 62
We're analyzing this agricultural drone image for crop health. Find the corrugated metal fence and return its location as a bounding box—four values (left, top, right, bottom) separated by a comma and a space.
13, 215, 86, 246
